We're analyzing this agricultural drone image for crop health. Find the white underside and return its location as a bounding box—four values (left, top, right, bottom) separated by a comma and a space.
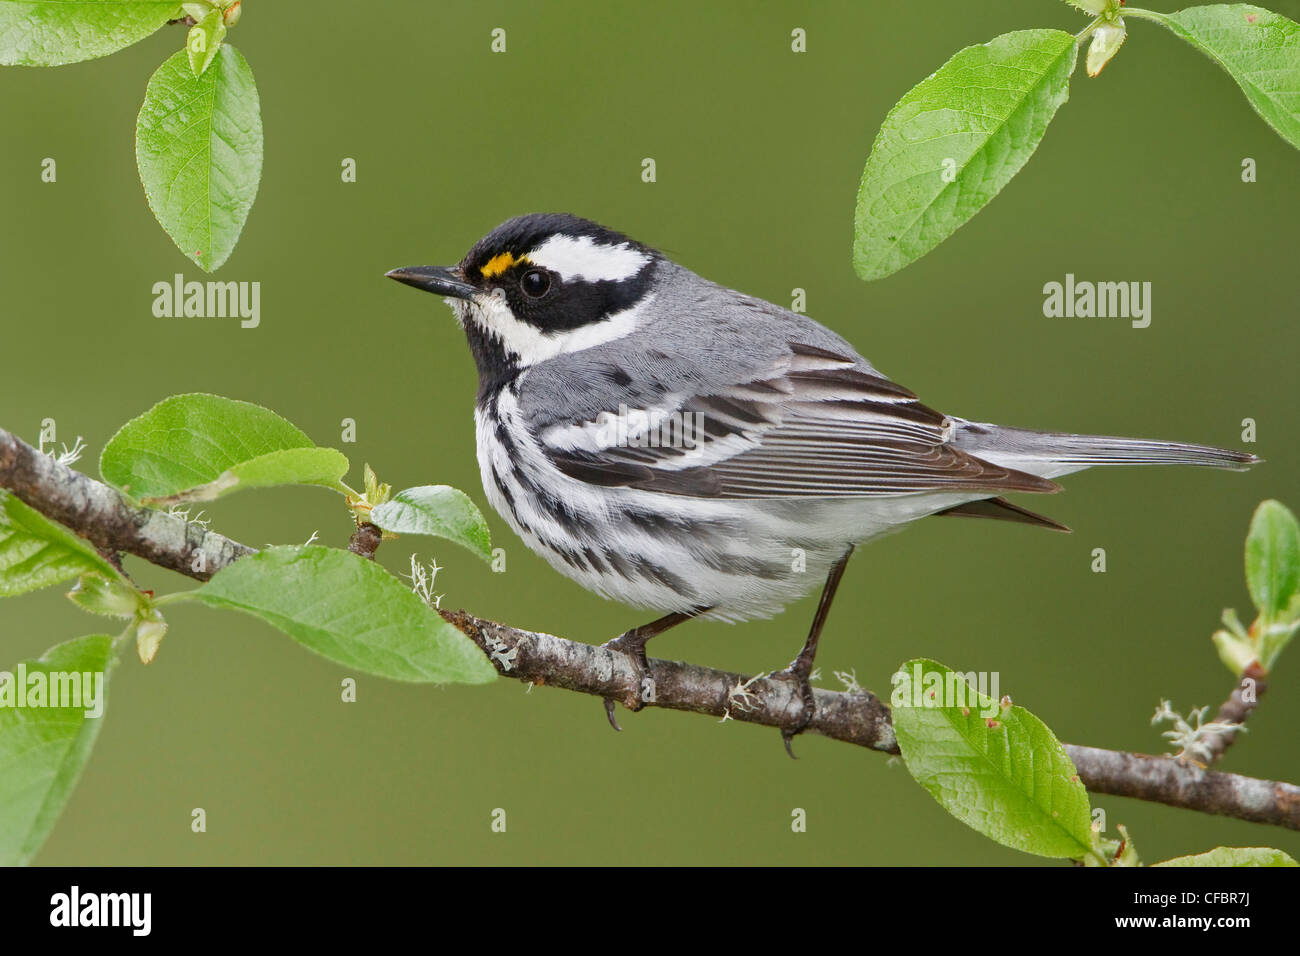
475, 391, 1057, 622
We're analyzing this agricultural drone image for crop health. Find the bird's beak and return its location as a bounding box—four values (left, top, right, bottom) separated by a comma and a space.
384, 265, 477, 300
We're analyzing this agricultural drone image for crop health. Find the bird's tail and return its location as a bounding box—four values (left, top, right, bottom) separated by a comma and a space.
951, 419, 1259, 480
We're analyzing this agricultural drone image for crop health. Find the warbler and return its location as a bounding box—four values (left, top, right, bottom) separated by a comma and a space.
388, 213, 1257, 752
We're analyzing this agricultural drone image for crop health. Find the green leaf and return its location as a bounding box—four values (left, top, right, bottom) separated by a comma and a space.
854, 30, 1078, 281
196, 546, 497, 684
1211, 627, 1257, 676
1087, 822, 1141, 867
66, 574, 143, 618
891, 658, 1093, 859
369, 486, 493, 562
0, 0, 181, 67
1146, 5, 1300, 150
215, 446, 348, 497
146, 447, 351, 505
0, 493, 120, 598
185, 6, 224, 77
136, 45, 261, 272
1244, 500, 1300, 619
0, 635, 114, 866
99, 393, 349, 502
1154, 846, 1298, 867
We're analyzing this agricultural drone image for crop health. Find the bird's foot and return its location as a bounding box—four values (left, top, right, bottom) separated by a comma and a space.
766, 661, 816, 759
600, 630, 651, 731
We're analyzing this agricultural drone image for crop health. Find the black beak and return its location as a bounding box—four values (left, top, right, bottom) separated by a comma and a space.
385, 265, 477, 299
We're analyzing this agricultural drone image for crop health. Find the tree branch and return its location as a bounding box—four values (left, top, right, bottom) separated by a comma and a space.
439, 610, 1300, 831
441, 609, 900, 752
0, 427, 251, 581
2, 425, 1297, 831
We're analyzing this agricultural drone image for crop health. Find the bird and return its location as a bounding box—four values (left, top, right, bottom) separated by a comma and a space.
387, 213, 1258, 753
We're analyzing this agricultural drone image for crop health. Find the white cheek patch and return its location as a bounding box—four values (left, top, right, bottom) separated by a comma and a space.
528, 234, 650, 283
460, 293, 653, 367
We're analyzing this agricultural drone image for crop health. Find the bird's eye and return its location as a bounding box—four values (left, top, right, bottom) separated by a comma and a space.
521, 268, 551, 298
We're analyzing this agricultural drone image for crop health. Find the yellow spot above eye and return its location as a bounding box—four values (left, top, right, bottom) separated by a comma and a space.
481, 252, 525, 278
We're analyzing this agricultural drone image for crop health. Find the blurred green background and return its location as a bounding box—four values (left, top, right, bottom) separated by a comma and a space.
2, 0, 1298, 865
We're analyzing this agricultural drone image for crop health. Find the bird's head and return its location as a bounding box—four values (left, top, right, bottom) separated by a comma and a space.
387, 213, 660, 376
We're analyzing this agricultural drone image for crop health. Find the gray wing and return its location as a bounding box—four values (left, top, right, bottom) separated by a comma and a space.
524, 339, 1059, 500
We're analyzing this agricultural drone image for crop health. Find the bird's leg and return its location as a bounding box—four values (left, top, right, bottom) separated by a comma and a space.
602, 608, 707, 730
769, 545, 854, 758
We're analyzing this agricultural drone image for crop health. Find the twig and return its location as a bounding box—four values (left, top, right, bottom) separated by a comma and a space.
1202, 662, 1269, 764
2, 424, 1297, 831
347, 522, 383, 561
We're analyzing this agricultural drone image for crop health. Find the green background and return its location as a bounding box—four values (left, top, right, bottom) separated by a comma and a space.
2, 0, 1298, 865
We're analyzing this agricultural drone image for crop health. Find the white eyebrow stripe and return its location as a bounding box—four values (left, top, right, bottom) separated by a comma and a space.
528, 234, 650, 283
458, 293, 654, 367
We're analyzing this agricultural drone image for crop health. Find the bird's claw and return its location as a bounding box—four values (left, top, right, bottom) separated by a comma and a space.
766, 664, 816, 758
600, 631, 650, 730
